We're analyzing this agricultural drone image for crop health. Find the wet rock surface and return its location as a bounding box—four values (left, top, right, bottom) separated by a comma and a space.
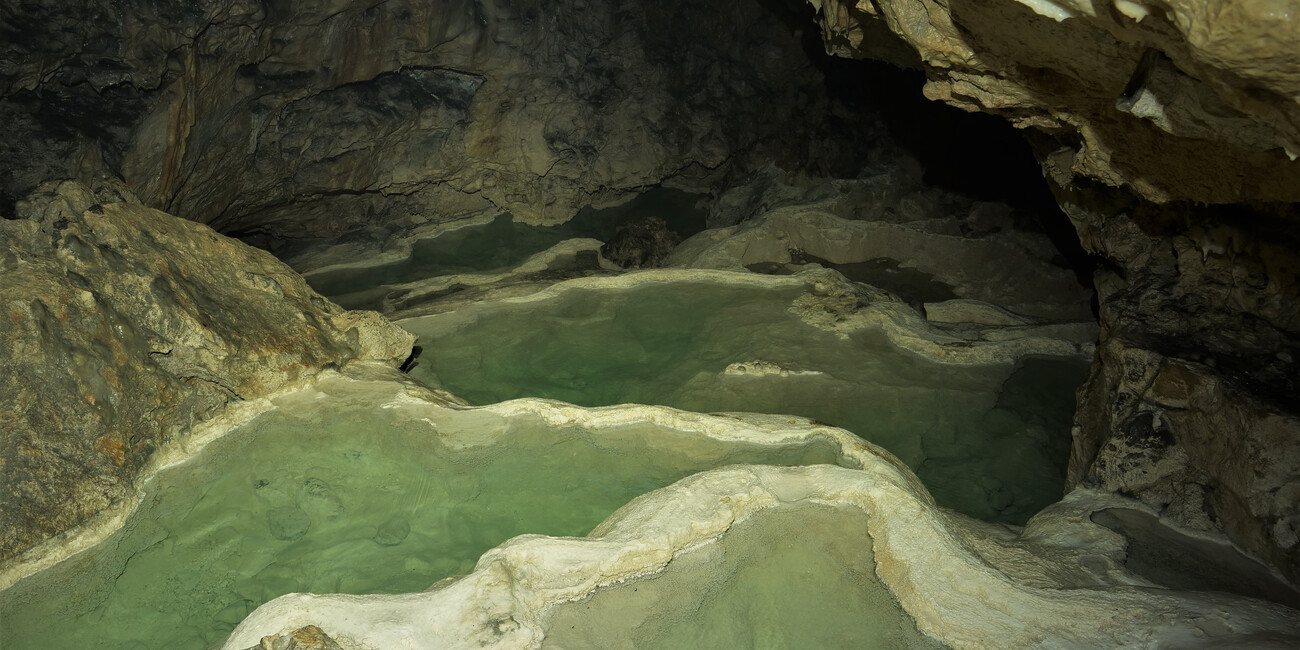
0, 181, 414, 565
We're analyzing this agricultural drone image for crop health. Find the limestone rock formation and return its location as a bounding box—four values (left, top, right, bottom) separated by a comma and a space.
1, 0, 838, 247
1060, 190, 1300, 583
808, 0, 1300, 204
0, 181, 414, 565
250, 625, 345, 650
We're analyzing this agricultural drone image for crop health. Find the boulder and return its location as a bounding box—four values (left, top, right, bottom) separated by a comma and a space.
0, 181, 414, 565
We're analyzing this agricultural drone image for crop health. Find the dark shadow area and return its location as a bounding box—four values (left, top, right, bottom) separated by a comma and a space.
754, 0, 1094, 291
1092, 507, 1300, 609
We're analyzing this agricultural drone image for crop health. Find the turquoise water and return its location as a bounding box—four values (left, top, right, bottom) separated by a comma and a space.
0, 385, 842, 650
306, 187, 705, 298
544, 503, 946, 649
403, 281, 1089, 524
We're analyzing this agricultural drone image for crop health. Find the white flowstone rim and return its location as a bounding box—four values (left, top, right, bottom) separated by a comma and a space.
221, 375, 1300, 650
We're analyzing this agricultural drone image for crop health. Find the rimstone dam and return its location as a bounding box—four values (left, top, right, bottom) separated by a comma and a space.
2, 0, 1300, 648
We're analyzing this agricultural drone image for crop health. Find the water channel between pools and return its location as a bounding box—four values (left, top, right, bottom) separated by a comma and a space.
402, 280, 1089, 525
304, 187, 706, 299
0, 384, 844, 649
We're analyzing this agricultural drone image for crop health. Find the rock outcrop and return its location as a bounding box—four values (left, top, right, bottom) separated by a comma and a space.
0, 181, 414, 566
215, 380, 1300, 648
809, 0, 1300, 204
1061, 189, 1300, 583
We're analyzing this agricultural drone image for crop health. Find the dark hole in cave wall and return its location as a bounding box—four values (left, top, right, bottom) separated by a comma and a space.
752, 0, 1095, 290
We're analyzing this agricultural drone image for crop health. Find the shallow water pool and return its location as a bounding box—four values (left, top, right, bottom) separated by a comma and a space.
0, 382, 842, 650
305, 187, 706, 299
544, 503, 946, 649
402, 280, 1089, 524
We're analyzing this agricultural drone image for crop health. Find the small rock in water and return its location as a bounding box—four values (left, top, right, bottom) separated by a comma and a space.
267, 506, 310, 541
297, 476, 345, 520
600, 216, 682, 268
373, 516, 411, 546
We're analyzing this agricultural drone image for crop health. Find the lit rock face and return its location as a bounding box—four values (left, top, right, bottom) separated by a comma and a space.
809, 0, 1300, 204
0, 180, 414, 565
0, 0, 828, 240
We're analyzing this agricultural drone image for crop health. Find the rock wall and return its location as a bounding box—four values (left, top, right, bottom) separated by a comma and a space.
1059, 185, 1300, 583
0, 181, 414, 565
1, 0, 835, 242
810, 0, 1300, 582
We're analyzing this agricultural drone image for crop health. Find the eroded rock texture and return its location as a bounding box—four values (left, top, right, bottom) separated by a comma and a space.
1061, 188, 1300, 583
810, 0, 1300, 204
810, 0, 1300, 584
0, 181, 414, 564
1, 0, 837, 244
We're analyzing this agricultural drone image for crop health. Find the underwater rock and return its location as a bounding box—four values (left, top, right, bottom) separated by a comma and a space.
267, 507, 311, 542
671, 204, 1091, 321
0, 181, 415, 568
373, 516, 411, 547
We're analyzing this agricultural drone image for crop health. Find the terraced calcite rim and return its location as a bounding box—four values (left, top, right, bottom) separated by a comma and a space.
223, 375, 1300, 650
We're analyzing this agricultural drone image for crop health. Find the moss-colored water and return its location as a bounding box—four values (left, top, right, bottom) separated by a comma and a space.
544, 503, 946, 649
306, 187, 705, 298
403, 281, 1089, 524
0, 383, 841, 650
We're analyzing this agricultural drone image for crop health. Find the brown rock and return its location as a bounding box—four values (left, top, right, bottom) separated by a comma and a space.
0, 181, 414, 564
255, 625, 346, 650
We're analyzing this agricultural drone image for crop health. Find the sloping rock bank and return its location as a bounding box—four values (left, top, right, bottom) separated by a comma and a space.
0, 181, 414, 569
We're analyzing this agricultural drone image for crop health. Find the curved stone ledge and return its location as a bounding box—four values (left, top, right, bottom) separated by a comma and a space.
223, 460, 1300, 649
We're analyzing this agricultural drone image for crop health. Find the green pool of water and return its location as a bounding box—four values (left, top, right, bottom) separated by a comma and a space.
306, 187, 705, 298
402, 280, 1089, 524
0, 383, 842, 650
544, 503, 946, 649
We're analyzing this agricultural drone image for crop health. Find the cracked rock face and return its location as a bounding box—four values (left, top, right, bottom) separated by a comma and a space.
810, 0, 1300, 204
1, 0, 833, 243
0, 181, 414, 565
